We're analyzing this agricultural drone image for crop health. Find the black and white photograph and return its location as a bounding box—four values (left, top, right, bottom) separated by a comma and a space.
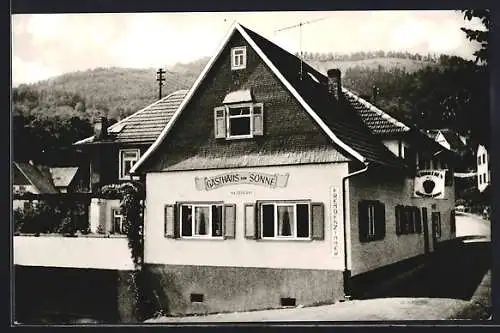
11, 9, 492, 325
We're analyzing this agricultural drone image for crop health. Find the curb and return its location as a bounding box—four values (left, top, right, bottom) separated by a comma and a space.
470, 270, 491, 308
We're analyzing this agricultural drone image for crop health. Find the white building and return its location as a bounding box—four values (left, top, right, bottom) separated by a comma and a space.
477, 144, 490, 192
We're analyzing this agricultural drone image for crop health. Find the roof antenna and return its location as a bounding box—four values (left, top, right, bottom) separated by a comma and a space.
274, 15, 332, 81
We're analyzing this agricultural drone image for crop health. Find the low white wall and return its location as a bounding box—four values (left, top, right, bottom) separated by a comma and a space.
14, 235, 135, 270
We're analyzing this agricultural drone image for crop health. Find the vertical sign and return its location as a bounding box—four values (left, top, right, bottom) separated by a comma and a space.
331, 186, 341, 257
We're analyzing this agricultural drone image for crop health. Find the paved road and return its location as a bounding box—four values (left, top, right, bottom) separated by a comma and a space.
358, 213, 491, 301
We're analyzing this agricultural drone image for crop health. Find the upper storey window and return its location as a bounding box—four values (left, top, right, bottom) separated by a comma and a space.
231, 46, 247, 70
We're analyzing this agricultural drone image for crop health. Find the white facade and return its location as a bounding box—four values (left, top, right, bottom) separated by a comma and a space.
144, 163, 349, 271
477, 144, 490, 192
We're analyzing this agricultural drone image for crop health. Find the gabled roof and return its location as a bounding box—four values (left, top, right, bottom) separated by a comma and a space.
74, 90, 189, 145
13, 162, 58, 194
131, 23, 407, 173
49, 167, 79, 187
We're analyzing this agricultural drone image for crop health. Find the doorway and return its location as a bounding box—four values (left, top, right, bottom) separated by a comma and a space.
422, 207, 429, 253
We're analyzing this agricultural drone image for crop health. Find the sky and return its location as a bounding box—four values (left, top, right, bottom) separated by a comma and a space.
11, 10, 485, 87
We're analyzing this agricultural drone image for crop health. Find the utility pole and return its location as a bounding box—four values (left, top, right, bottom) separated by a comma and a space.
156, 68, 166, 100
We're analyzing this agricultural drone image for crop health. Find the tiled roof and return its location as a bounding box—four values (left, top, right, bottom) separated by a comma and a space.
240, 25, 407, 169
49, 167, 79, 187
440, 129, 466, 150
14, 162, 58, 194
75, 90, 188, 145
343, 90, 409, 135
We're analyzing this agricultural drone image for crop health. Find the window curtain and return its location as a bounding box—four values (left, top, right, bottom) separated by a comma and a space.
278, 206, 294, 236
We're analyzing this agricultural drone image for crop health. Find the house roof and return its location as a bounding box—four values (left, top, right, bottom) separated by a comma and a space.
13, 162, 58, 194
343, 90, 410, 135
131, 23, 407, 173
74, 90, 189, 145
49, 167, 79, 187
426, 129, 466, 150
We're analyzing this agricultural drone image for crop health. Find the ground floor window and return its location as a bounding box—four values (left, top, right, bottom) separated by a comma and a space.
111, 208, 125, 234
179, 203, 224, 238
395, 205, 422, 235
260, 202, 310, 239
358, 200, 386, 242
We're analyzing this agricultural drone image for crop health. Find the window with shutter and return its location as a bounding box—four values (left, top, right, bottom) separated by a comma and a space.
224, 204, 236, 239
255, 201, 313, 240
243, 203, 256, 239
252, 102, 264, 136
359, 200, 385, 242
414, 207, 422, 234
176, 202, 225, 239
214, 106, 226, 139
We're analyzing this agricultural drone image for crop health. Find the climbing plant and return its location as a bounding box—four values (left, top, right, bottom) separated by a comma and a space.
99, 182, 163, 320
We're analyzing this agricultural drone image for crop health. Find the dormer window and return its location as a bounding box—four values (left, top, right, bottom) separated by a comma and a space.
231, 46, 246, 70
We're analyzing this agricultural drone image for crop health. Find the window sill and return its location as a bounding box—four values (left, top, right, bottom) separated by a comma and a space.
258, 237, 313, 242
175, 236, 226, 241
231, 66, 246, 71
225, 134, 254, 140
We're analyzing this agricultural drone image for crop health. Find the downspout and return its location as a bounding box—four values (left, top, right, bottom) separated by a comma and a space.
342, 162, 370, 298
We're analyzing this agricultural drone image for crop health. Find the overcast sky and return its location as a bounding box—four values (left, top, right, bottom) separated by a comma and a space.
11, 10, 485, 87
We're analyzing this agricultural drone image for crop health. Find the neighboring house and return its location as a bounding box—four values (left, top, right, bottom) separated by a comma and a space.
13, 161, 58, 210
477, 144, 490, 192
74, 89, 189, 192
129, 23, 456, 315
49, 167, 87, 193
426, 129, 467, 152
13, 161, 58, 195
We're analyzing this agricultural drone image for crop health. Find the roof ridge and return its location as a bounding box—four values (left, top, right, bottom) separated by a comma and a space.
342, 88, 410, 131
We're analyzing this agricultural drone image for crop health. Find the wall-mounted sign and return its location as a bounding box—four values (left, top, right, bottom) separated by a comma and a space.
331, 186, 341, 257
195, 172, 289, 191
414, 170, 446, 199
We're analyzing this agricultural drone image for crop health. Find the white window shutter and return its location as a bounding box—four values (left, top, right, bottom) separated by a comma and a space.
311, 202, 325, 240
252, 103, 264, 136
214, 106, 226, 139
244, 203, 256, 239
224, 204, 236, 239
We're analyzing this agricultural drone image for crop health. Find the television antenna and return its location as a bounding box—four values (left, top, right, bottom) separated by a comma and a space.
274, 15, 332, 80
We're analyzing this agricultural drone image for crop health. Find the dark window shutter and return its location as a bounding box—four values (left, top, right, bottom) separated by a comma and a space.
244, 203, 256, 239
214, 106, 226, 139
415, 207, 422, 234
164, 204, 176, 238
311, 202, 324, 240
376, 201, 386, 240
224, 204, 236, 239
395, 205, 402, 235
252, 103, 264, 136
450, 209, 456, 233
358, 201, 369, 242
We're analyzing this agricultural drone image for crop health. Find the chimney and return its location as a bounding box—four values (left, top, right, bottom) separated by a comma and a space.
93, 116, 109, 140
327, 68, 342, 100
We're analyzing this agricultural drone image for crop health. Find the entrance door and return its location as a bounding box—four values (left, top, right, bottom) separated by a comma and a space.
422, 207, 429, 253
431, 211, 441, 250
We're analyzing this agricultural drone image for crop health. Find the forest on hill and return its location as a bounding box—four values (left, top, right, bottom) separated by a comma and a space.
12, 52, 489, 167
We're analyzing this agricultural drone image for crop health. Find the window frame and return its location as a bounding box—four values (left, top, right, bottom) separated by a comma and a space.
367, 203, 376, 237
178, 201, 225, 239
119, 148, 140, 180
258, 200, 312, 241
231, 46, 247, 70
111, 208, 125, 235
226, 103, 254, 139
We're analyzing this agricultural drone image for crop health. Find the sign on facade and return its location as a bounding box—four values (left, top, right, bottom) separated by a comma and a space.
414, 170, 446, 199
195, 172, 289, 191
331, 186, 341, 257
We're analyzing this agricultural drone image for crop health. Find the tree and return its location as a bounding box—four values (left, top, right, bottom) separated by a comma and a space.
461, 9, 490, 65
